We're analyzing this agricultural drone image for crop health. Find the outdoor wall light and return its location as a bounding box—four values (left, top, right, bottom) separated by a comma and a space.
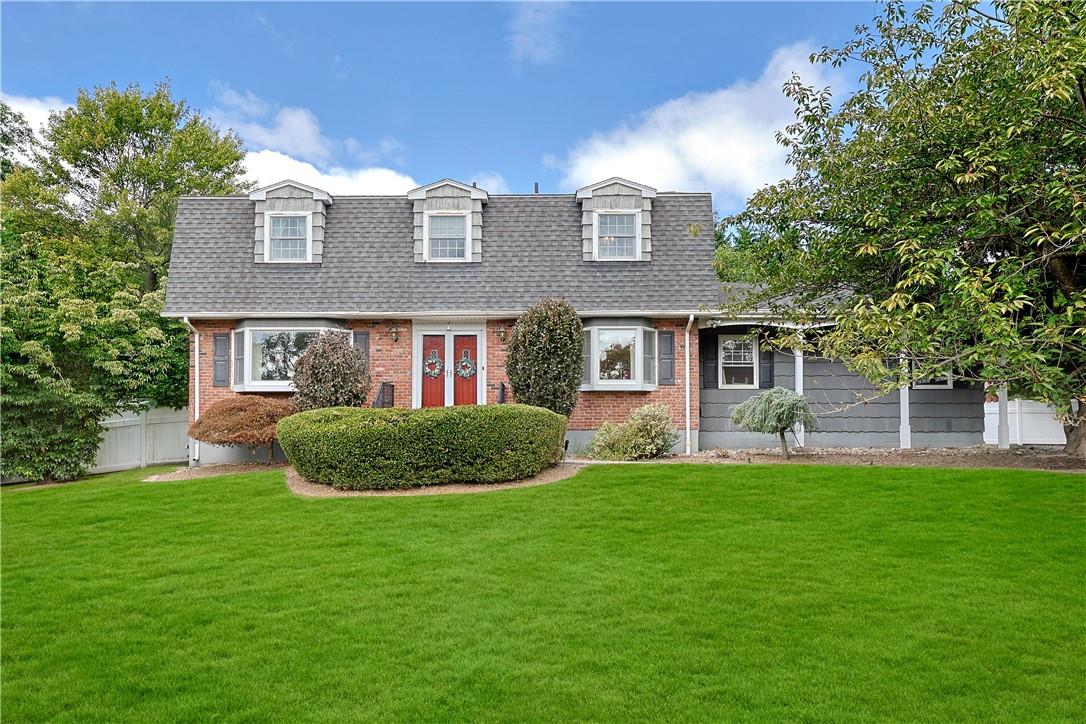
390, 325, 400, 342
496, 325, 507, 343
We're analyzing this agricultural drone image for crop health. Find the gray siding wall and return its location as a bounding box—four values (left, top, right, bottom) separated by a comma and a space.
698, 327, 985, 449
412, 184, 484, 263
254, 184, 328, 264
580, 182, 653, 262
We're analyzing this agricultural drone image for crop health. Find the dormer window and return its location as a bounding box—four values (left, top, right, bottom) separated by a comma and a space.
266, 213, 312, 262
424, 212, 470, 262
594, 212, 641, 260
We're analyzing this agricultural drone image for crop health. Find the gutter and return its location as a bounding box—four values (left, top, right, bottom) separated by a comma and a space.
182, 316, 199, 463
684, 313, 694, 455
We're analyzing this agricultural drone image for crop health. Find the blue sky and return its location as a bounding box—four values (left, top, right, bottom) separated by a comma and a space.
2, 2, 878, 212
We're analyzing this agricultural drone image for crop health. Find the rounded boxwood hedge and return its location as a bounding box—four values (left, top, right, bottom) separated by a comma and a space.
277, 404, 567, 490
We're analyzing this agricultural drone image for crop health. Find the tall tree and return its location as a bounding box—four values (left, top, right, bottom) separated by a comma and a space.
718, 0, 1086, 455
1, 83, 249, 480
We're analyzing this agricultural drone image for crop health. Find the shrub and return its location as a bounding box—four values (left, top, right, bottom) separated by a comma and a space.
731, 386, 820, 458
587, 404, 678, 460
188, 396, 296, 462
506, 298, 583, 416
277, 404, 567, 490
291, 331, 371, 411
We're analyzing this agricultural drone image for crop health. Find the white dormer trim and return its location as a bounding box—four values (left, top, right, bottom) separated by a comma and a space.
407, 179, 489, 202
576, 177, 657, 200
249, 180, 333, 203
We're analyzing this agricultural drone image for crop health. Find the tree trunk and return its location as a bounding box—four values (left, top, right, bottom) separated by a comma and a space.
778, 430, 790, 459
1064, 407, 1086, 458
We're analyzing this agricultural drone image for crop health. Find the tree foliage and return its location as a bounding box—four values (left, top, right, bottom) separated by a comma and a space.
1, 83, 248, 480
731, 387, 820, 458
188, 397, 296, 462
718, 1, 1086, 454
506, 298, 585, 416
290, 331, 372, 411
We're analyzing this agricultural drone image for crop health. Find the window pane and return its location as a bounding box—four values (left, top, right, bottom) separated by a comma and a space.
721, 365, 755, 386
598, 214, 637, 259
250, 330, 318, 382
598, 329, 636, 381
233, 330, 244, 384
270, 216, 306, 238
429, 237, 466, 259
270, 238, 307, 260
720, 338, 754, 364
429, 215, 466, 238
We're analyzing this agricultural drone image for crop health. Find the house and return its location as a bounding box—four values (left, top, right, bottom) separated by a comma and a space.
164, 177, 985, 465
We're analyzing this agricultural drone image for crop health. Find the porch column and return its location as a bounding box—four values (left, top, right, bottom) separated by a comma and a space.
794, 344, 805, 448
997, 385, 1011, 449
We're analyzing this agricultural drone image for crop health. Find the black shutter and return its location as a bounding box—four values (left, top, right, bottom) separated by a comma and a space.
353, 331, 370, 362
658, 331, 675, 385
701, 332, 718, 389
582, 330, 591, 384
212, 334, 229, 387
759, 346, 774, 388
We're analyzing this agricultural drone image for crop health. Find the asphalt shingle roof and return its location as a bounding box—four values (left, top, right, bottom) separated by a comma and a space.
164, 192, 724, 318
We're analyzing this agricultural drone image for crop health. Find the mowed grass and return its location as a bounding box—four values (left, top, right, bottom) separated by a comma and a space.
2, 464, 1083, 722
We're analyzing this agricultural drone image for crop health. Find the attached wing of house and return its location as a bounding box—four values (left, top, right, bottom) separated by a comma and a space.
165, 177, 984, 465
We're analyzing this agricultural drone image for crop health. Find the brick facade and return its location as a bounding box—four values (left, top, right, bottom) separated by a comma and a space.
189, 317, 699, 431
567, 318, 699, 431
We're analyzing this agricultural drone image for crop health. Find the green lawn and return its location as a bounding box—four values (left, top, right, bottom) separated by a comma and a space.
2, 464, 1083, 722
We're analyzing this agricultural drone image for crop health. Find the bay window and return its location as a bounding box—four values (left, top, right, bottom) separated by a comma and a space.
231, 325, 342, 391
582, 325, 658, 391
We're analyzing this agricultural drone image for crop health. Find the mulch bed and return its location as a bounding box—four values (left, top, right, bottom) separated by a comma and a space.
284, 463, 585, 497
673, 446, 1083, 472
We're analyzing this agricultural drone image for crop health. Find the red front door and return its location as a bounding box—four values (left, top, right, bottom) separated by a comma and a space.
452, 334, 478, 406
421, 334, 445, 408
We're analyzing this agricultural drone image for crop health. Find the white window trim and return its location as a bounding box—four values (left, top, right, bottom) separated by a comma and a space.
410, 321, 488, 408
231, 325, 340, 392
263, 211, 314, 263
422, 210, 471, 263
581, 325, 657, 392
718, 335, 759, 389
913, 370, 954, 389
592, 210, 642, 261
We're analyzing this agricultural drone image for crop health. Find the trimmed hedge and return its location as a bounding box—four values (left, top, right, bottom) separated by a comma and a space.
277, 404, 567, 490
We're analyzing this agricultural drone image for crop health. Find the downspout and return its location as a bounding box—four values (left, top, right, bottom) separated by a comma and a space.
183, 316, 200, 463
684, 314, 694, 455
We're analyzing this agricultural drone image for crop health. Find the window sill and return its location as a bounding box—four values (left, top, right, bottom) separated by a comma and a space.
255, 261, 322, 267
718, 384, 759, 390
232, 383, 295, 393
580, 382, 657, 393
417, 259, 478, 264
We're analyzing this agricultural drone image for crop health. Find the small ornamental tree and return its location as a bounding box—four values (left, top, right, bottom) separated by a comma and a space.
506, 298, 584, 416
731, 386, 820, 459
188, 396, 296, 462
290, 331, 371, 411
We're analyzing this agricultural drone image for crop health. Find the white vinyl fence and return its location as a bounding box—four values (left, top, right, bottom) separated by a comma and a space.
983, 400, 1066, 446
91, 406, 189, 474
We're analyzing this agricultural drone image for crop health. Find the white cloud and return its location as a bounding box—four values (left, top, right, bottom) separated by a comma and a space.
509, 3, 568, 68
2, 92, 70, 140
556, 43, 838, 210
209, 82, 334, 165
469, 171, 511, 194
242, 149, 417, 195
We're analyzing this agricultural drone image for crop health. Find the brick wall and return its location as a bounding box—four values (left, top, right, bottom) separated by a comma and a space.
567, 318, 699, 430
348, 319, 413, 408
190, 316, 698, 430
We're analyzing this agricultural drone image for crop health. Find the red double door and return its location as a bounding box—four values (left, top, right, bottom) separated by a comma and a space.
421, 333, 479, 407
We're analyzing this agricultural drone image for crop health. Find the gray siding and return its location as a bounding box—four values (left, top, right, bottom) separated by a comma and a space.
697, 327, 984, 449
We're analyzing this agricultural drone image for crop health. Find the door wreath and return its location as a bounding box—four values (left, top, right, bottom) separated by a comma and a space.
423, 349, 444, 378
455, 349, 477, 379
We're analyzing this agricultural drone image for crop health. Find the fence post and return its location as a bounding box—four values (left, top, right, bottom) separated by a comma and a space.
139, 410, 148, 469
